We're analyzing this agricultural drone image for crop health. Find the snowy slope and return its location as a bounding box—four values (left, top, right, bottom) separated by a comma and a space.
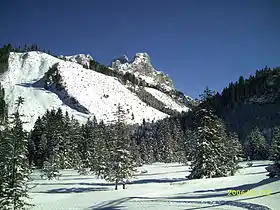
145, 87, 189, 112
55, 61, 168, 124
0, 52, 167, 130
28, 161, 279, 210
0, 52, 90, 130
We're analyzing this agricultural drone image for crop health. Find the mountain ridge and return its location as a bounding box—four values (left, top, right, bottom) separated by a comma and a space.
0, 49, 192, 130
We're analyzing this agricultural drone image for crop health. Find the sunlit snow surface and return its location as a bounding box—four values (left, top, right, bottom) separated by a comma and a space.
28, 161, 279, 210
0, 52, 174, 130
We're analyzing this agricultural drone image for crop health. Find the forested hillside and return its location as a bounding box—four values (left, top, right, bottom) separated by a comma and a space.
180, 66, 280, 160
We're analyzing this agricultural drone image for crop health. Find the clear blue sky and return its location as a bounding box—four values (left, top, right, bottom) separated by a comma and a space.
1, 0, 279, 98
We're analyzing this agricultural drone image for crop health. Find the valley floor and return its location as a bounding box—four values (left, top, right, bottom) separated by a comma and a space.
28, 161, 280, 210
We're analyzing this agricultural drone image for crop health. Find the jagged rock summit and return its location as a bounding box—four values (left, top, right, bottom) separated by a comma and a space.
58, 54, 93, 68
111, 52, 174, 92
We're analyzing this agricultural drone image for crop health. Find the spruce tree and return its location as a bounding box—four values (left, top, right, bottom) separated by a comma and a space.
225, 132, 243, 175
40, 148, 61, 180
269, 126, 280, 162
67, 115, 83, 170
0, 83, 8, 125
90, 120, 109, 177
188, 108, 233, 179
266, 125, 280, 177
103, 104, 136, 190
0, 97, 33, 209
245, 126, 267, 160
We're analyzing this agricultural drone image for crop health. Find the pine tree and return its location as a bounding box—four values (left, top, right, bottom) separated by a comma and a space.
89, 120, 109, 177
40, 148, 61, 180
103, 104, 136, 190
67, 115, 82, 170
199, 86, 216, 102
0, 97, 33, 209
270, 126, 280, 162
244, 126, 267, 160
0, 83, 8, 124
29, 116, 45, 168
188, 108, 233, 179
266, 126, 280, 177
78, 118, 95, 171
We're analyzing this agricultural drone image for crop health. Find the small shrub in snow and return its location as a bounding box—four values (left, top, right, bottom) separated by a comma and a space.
266, 162, 280, 178
246, 162, 253, 167
40, 160, 61, 180
141, 169, 148, 174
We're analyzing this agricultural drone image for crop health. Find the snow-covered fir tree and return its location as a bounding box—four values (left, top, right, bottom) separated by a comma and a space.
169, 118, 186, 163
103, 104, 136, 190
266, 125, 280, 177
225, 132, 243, 175
133, 119, 155, 164
188, 108, 240, 179
78, 118, 96, 171
0, 97, 33, 209
244, 126, 267, 160
269, 125, 280, 162
89, 120, 109, 177
67, 116, 83, 171
40, 148, 61, 180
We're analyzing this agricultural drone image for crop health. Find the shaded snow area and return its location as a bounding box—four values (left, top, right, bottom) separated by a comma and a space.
145, 87, 189, 112
0, 52, 167, 130
28, 161, 280, 210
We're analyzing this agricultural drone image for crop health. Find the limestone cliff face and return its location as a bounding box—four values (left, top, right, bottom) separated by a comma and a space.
111, 53, 174, 92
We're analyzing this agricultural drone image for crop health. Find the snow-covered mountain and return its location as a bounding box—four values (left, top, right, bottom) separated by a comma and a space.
58, 54, 93, 69
0, 51, 192, 130
111, 53, 174, 92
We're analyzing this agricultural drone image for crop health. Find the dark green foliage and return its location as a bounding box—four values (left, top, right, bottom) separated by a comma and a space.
188, 108, 241, 179
266, 125, 280, 177
269, 126, 280, 162
244, 126, 268, 160
0, 98, 33, 209
103, 104, 136, 190
44, 63, 62, 90
179, 66, 280, 160
0, 84, 8, 124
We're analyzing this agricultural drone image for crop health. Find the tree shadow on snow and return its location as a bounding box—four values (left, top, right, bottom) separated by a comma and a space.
61, 177, 95, 181
128, 178, 186, 185
242, 171, 268, 175
136, 170, 189, 177
30, 182, 115, 186
31, 177, 186, 189
41, 187, 109, 194
249, 164, 270, 168
88, 197, 131, 210
94, 206, 125, 210
191, 176, 280, 194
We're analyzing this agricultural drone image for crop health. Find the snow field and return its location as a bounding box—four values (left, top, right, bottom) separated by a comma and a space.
28, 161, 280, 210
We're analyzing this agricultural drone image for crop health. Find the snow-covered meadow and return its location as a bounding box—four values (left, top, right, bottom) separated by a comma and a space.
28, 161, 280, 210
